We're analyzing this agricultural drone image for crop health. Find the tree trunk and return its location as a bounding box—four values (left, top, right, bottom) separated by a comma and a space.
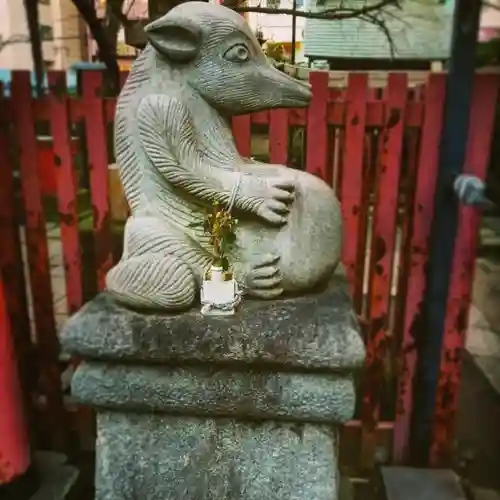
105, 1, 123, 61
148, 0, 208, 20
71, 0, 120, 94
23, 0, 44, 96
148, 0, 175, 19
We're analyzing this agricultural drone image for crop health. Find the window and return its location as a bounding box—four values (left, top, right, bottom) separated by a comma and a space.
266, 0, 281, 8
39, 25, 54, 42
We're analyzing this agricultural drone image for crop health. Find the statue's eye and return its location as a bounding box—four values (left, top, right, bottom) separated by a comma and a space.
224, 44, 250, 63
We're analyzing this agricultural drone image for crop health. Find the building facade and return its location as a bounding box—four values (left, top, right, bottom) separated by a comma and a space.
480, 0, 500, 41
304, 0, 500, 69
303, 0, 454, 69
106, 0, 307, 62
245, 0, 307, 61
0, 0, 86, 70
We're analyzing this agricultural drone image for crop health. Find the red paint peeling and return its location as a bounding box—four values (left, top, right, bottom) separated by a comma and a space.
430, 74, 500, 467
11, 71, 67, 451
360, 74, 407, 469
0, 278, 30, 484
392, 74, 446, 463
306, 72, 330, 181
48, 72, 83, 315
340, 74, 369, 314
81, 72, 113, 291
0, 82, 32, 401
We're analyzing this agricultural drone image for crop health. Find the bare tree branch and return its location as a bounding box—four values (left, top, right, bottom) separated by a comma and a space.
360, 12, 396, 57
0, 34, 30, 51
23, 0, 44, 96
124, 0, 138, 16
107, 0, 133, 27
103, 0, 126, 61
225, 0, 400, 20
224, 0, 401, 59
0, 33, 108, 53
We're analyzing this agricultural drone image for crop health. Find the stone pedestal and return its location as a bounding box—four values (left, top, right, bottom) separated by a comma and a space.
61, 271, 365, 500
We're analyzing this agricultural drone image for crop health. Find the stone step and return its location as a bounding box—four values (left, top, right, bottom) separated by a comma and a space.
482, 216, 500, 235
472, 487, 500, 500
465, 305, 500, 395
29, 451, 79, 500
339, 475, 355, 500
380, 467, 466, 500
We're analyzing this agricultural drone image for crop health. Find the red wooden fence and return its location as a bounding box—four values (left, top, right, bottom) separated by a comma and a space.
0, 69, 498, 473
0, 275, 30, 484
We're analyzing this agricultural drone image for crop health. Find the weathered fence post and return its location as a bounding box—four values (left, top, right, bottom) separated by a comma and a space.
0, 276, 32, 495
410, 0, 483, 467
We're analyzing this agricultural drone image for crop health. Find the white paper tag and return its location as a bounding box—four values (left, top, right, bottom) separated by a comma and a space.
201, 280, 236, 305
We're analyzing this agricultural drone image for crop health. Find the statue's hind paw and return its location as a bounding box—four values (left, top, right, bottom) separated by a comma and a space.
241, 253, 284, 299
106, 253, 196, 311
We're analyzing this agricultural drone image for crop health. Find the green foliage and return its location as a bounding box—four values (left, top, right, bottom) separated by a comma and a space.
263, 42, 288, 63
189, 201, 238, 271
476, 37, 500, 67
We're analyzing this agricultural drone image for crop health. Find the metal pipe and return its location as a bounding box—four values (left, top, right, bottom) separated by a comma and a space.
409, 0, 482, 466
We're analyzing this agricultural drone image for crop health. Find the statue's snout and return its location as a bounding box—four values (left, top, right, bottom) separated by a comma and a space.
263, 65, 312, 108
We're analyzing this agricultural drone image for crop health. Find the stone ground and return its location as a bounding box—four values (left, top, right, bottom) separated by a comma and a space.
20, 217, 500, 499
459, 216, 500, 500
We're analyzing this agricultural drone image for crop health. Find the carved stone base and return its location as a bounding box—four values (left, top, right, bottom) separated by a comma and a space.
95, 412, 338, 500
61, 270, 365, 500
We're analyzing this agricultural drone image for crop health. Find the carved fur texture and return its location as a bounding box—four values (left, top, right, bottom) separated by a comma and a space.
106, 2, 343, 311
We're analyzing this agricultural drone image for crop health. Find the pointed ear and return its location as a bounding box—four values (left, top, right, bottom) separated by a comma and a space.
144, 18, 201, 63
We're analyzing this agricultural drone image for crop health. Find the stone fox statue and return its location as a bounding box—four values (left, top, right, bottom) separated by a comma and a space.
106, 2, 343, 311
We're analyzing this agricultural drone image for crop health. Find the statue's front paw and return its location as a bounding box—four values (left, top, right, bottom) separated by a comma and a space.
239, 175, 295, 225
255, 180, 296, 226
244, 254, 283, 299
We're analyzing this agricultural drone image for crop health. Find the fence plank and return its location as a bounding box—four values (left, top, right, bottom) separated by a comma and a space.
48, 72, 83, 315
360, 73, 408, 469
430, 74, 500, 466
232, 115, 252, 158
392, 74, 447, 463
341, 73, 369, 314
81, 71, 112, 292
269, 109, 289, 165
0, 83, 32, 399
0, 275, 31, 484
306, 72, 329, 180
11, 71, 66, 450
119, 71, 128, 90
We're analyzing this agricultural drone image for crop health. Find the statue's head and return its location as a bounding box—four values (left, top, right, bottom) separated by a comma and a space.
144, 2, 312, 114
